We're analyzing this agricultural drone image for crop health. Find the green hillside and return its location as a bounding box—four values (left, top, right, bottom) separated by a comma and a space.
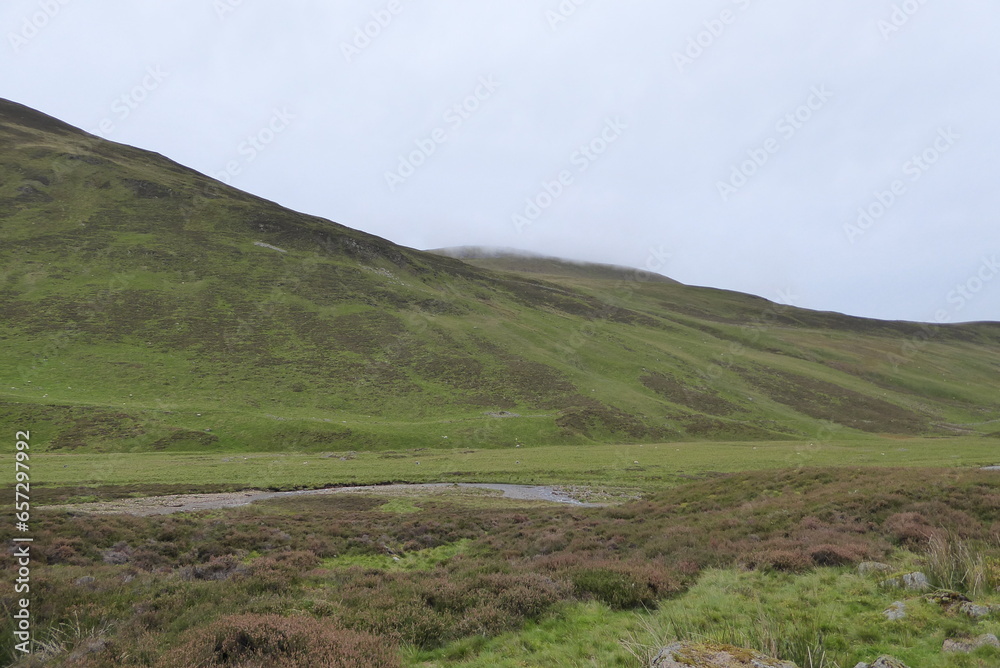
2, 97, 999, 455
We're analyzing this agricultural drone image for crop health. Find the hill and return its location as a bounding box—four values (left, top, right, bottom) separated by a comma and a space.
2, 97, 999, 454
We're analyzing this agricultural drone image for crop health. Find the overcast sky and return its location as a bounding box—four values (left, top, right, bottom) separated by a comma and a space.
2, 0, 998, 323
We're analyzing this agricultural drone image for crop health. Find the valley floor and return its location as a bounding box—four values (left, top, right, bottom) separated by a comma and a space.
4, 439, 1000, 667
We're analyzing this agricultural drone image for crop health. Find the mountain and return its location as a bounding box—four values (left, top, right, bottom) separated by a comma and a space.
2, 98, 999, 453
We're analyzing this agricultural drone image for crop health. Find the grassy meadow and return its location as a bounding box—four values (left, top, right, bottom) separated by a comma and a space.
24, 435, 1000, 499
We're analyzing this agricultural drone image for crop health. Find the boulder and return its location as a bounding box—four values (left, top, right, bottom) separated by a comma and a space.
883, 601, 906, 620
901, 572, 930, 590
650, 641, 797, 668
942, 633, 1000, 653
957, 601, 993, 618
880, 571, 930, 591
856, 657, 911, 668
857, 561, 892, 576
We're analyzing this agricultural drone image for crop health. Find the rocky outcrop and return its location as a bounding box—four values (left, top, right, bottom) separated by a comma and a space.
853, 657, 911, 668
650, 642, 796, 668
879, 572, 930, 591
924, 590, 998, 618
956, 601, 994, 618
942, 634, 1000, 653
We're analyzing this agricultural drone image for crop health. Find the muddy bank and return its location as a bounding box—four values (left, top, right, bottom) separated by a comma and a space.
44, 483, 607, 516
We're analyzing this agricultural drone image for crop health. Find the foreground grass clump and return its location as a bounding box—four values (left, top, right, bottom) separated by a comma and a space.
422, 568, 1000, 667
3, 466, 999, 665
627, 568, 1000, 668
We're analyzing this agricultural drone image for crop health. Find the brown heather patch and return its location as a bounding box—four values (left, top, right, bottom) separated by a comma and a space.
161, 614, 398, 668
735, 365, 933, 434
641, 371, 742, 416
8, 467, 1000, 663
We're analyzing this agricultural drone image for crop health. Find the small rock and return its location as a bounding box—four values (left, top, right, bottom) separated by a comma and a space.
902, 572, 930, 590
957, 601, 993, 618
943, 633, 1000, 653
650, 641, 797, 667
883, 601, 906, 620
858, 561, 892, 575
74, 576, 96, 587
870, 657, 911, 668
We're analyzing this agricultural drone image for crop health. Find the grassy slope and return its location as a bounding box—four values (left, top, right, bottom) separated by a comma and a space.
2, 97, 1000, 459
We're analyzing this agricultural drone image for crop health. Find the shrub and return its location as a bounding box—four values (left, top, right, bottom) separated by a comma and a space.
160, 614, 399, 667
883, 512, 935, 546
923, 532, 1000, 596
41, 537, 88, 566
807, 543, 864, 567
179, 554, 247, 581
747, 550, 812, 573
571, 567, 656, 609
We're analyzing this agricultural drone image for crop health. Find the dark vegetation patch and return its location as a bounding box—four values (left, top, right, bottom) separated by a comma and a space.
49, 411, 146, 450
122, 178, 174, 199
669, 414, 794, 441
161, 614, 398, 668
326, 311, 406, 356
494, 276, 661, 326
554, 398, 672, 440
735, 365, 933, 434
148, 429, 220, 451
641, 371, 742, 416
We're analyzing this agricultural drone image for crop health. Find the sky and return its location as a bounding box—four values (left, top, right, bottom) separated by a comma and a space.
2, 0, 998, 323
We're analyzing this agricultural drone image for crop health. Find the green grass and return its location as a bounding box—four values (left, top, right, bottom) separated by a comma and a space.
412, 567, 1000, 667
27, 436, 998, 497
